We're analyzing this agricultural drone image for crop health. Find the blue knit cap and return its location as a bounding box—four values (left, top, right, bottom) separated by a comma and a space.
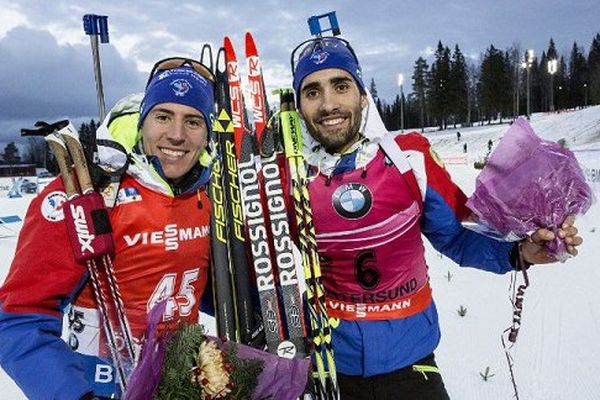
292, 38, 366, 99
139, 66, 214, 129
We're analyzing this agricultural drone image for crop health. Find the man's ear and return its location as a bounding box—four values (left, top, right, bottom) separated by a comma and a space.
360, 94, 368, 109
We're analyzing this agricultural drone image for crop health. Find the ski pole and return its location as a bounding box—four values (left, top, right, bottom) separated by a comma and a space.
83, 14, 110, 122
279, 89, 339, 400
21, 121, 131, 391
58, 122, 136, 366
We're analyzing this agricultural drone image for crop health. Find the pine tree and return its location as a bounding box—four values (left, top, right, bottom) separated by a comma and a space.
412, 56, 429, 132
24, 137, 48, 168
466, 61, 480, 126
2, 142, 21, 164
568, 42, 588, 108
369, 78, 379, 102
79, 122, 88, 136
376, 97, 384, 120
448, 44, 469, 127
588, 34, 600, 105
546, 38, 557, 60
531, 56, 544, 114
506, 44, 522, 118
555, 56, 569, 109
430, 41, 451, 130
479, 45, 511, 123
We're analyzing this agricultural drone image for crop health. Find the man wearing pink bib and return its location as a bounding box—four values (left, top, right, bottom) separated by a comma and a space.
291, 37, 583, 399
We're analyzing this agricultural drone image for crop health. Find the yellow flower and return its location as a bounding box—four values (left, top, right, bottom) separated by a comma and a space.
193, 340, 232, 399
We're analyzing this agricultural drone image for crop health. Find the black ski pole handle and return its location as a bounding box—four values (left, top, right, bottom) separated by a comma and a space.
20, 120, 70, 137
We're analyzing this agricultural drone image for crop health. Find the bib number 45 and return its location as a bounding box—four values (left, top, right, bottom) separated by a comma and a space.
147, 268, 200, 320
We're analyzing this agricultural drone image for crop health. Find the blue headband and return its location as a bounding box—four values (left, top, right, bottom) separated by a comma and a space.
139, 66, 214, 129
292, 38, 366, 99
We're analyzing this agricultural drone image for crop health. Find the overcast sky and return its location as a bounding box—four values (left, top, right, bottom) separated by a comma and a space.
0, 0, 598, 145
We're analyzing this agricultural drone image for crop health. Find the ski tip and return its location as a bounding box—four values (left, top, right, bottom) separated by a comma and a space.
215, 47, 226, 74
200, 44, 214, 72
223, 36, 236, 60
245, 31, 257, 56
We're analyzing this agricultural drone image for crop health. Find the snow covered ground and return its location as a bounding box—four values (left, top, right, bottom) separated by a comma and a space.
1, 107, 599, 399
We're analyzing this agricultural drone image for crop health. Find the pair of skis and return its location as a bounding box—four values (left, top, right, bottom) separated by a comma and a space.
208, 33, 339, 399
21, 121, 134, 392
227, 34, 308, 359
209, 33, 305, 356
206, 34, 264, 347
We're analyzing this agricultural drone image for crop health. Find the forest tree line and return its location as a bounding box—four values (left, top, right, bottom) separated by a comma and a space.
373, 34, 600, 131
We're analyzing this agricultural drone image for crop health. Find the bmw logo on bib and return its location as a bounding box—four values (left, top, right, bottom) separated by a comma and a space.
332, 183, 373, 219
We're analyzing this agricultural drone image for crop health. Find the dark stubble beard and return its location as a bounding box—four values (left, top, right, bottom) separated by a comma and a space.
304, 103, 363, 154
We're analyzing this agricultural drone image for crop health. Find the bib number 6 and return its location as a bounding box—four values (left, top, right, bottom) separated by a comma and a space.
355, 250, 380, 290
147, 268, 200, 320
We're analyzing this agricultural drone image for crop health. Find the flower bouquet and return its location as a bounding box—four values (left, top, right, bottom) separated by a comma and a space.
124, 303, 311, 400
465, 117, 594, 260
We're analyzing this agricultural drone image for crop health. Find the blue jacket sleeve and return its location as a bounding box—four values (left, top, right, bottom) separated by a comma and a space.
0, 306, 93, 400
421, 186, 514, 274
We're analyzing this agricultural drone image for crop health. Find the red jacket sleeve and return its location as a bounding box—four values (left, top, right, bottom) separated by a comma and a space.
397, 132, 471, 221
0, 177, 88, 316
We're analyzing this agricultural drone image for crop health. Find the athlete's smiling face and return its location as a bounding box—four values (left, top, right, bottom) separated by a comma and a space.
141, 102, 208, 182
299, 68, 367, 154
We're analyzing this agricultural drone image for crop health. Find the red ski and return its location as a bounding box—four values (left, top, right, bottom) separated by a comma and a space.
224, 36, 246, 159
245, 32, 269, 143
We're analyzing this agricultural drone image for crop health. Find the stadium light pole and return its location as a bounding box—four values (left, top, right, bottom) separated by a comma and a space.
584, 83, 588, 107
558, 85, 563, 109
398, 73, 404, 132
547, 59, 557, 111
522, 49, 535, 120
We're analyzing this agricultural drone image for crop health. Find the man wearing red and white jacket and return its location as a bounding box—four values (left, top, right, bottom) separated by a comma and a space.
291, 37, 583, 399
0, 58, 216, 400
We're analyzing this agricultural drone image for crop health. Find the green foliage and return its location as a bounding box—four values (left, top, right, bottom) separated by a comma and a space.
377, 32, 599, 130
567, 42, 589, 108
480, 45, 512, 122
430, 41, 452, 129
413, 56, 429, 131
1, 142, 21, 164
588, 34, 600, 105
153, 324, 264, 400
445, 270, 453, 282
154, 324, 206, 400
227, 346, 264, 400
473, 156, 488, 170
369, 77, 379, 101
557, 138, 568, 148
448, 45, 469, 125
479, 366, 495, 381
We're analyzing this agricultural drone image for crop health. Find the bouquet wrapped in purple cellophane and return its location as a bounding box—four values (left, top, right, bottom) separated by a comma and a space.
124, 302, 310, 400
466, 117, 594, 260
